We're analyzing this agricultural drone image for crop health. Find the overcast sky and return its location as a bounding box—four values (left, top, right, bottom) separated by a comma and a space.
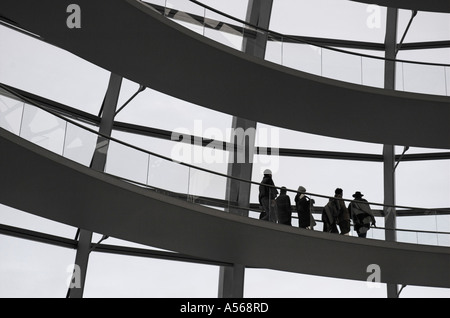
0, 0, 449, 298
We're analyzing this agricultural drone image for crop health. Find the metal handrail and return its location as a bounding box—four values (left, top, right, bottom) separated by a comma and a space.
2, 83, 449, 227
169, 0, 450, 68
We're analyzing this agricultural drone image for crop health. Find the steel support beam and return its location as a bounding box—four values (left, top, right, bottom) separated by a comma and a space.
67, 73, 122, 298
383, 7, 399, 298
218, 0, 273, 299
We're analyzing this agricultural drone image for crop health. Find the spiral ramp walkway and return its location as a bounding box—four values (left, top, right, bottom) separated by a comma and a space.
0, 0, 449, 293
1, 0, 449, 149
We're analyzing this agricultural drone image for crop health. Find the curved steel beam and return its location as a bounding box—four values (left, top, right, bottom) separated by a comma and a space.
0, 0, 449, 150
0, 128, 449, 288
351, 0, 450, 14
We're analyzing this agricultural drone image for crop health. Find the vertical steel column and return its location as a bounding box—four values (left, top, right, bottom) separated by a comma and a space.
218, 0, 273, 298
383, 7, 399, 298
68, 73, 123, 298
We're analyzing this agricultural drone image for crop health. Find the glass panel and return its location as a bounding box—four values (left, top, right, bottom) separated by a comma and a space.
395, 61, 405, 91
0, 203, 77, 238
0, 95, 24, 135
188, 167, 227, 202
402, 63, 447, 95
322, 48, 362, 84
270, 0, 387, 43
147, 155, 190, 195
397, 229, 418, 244
265, 34, 283, 65
114, 83, 232, 137
361, 56, 384, 88
19, 104, 66, 155
164, 0, 205, 35
63, 122, 98, 167
397, 10, 450, 43
203, 9, 244, 51
396, 160, 450, 209
0, 236, 76, 298
249, 182, 262, 220
417, 232, 439, 246
104, 140, 149, 185
282, 43, 322, 76
167, 11, 205, 35
244, 268, 386, 298
0, 25, 110, 115
369, 216, 385, 240
84, 252, 219, 297
201, 0, 249, 21
142, 0, 166, 7
165, 0, 205, 16
446, 67, 450, 96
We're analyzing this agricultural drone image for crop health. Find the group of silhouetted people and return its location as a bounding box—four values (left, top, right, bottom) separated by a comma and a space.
258, 170, 376, 238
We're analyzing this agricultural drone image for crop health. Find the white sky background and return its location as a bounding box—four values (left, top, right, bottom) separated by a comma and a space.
0, 0, 449, 298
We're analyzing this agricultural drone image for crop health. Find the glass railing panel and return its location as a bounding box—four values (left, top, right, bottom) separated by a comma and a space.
446, 67, 450, 96
203, 9, 244, 51
322, 48, 362, 85
19, 103, 66, 155
369, 216, 385, 240
164, 0, 205, 35
187, 167, 227, 204
265, 34, 283, 65
248, 182, 262, 220
165, 0, 205, 17
62, 122, 99, 167
0, 95, 24, 135
145, 1, 450, 97
104, 140, 149, 185
142, 0, 166, 7
397, 229, 418, 244
436, 214, 450, 247
147, 155, 190, 196
281, 42, 322, 76
437, 233, 450, 247
400, 62, 448, 96
361, 56, 384, 89
417, 231, 439, 246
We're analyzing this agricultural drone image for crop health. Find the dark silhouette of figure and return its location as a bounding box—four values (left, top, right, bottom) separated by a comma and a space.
335, 188, 351, 235
258, 169, 278, 222
322, 197, 339, 233
322, 188, 349, 234
276, 187, 292, 226
348, 191, 376, 238
295, 186, 315, 229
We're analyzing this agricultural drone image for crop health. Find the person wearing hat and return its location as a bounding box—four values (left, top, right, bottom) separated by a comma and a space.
348, 191, 376, 238
295, 186, 315, 229
258, 169, 278, 222
275, 186, 292, 226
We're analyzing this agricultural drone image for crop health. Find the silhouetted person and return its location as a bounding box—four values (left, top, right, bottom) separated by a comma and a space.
276, 187, 292, 226
335, 188, 350, 235
295, 186, 315, 229
348, 191, 376, 238
259, 169, 278, 222
322, 188, 349, 234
